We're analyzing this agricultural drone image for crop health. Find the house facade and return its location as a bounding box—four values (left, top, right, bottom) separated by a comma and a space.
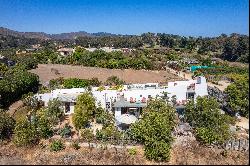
36, 76, 208, 128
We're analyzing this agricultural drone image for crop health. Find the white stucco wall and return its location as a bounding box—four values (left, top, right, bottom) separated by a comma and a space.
36, 77, 208, 116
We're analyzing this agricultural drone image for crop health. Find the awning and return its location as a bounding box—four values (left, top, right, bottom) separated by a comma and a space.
113, 98, 147, 108
116, 114, 138, 125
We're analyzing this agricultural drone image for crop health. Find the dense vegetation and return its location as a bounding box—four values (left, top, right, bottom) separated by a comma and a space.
12, 98, 62, 146
225, 76, 249, 117
49, 77, 101, 89
0, 109, 15, 140
185, 96, 234, 145
129, 99, 177, 161
0, 66, 39, 108
1, 32, 248, 63
48, 76, 124, 90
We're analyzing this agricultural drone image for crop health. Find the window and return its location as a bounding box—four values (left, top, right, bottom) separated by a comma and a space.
106, 102, 110, 109
187, 92, 195, 99
65, 102, 70, 113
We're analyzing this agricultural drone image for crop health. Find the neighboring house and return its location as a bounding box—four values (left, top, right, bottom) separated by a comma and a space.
31, 44, 41, 49
35, 76, 208, 130
84, 47, 134, 53
182, 58, 199, 65
85, 48, 98, 52
0, 55, 15, 67
57, 48, 75, 56
211, 57, 221, 64
16, 49, 27, 55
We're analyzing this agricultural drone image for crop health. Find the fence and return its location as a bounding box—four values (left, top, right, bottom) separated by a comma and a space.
223, 138, 249, 152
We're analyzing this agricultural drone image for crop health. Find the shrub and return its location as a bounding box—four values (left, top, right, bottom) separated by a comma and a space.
144, 140, 171, 161
81, 128, 94, 142
72, 92, 96, 131
0, 110, 15, 140
185, 96, 231, 145
71, 141, 80, 150
59, 123, 72, 138
128, 148, 137, 156
50, 140, 65, 152
37, 116, 53, 139
97, 86, 105, 91
129, 99, 176, 161
13, 118, 38, 147
105, 76, 125, 86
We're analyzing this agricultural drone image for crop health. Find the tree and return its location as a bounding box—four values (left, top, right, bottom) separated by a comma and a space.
0, 110, 15, 140
22, 94, 41, 112
45, 98, 64, 125
129, 99, 176, 161
36, 116, 53, 139
72, 92, 96, 131
0, 67, 39, 108
13, 118, 38, 146
225, 77, 249, 117
185, 96, 232, 145
95, 107, 114, 128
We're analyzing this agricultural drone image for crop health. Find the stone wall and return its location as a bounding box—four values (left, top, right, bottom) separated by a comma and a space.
207, 86, 234, 115
223, 138, 249, 152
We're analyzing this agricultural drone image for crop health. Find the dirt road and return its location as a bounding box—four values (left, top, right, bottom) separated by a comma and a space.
29, 64, 183, 85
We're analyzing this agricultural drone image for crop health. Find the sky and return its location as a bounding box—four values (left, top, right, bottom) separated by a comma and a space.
0, 0, 249, 37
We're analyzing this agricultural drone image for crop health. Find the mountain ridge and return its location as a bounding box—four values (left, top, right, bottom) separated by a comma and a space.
0, 27, 120, 40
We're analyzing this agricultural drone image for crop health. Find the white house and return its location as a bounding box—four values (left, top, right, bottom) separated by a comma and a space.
57, 48, 75, 56
35, 76, 208, 129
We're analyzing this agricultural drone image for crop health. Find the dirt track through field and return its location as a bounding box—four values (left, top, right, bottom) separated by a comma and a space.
29, 64, 183, 85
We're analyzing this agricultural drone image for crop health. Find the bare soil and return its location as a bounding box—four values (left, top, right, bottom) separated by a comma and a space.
29, 64, 183, 85
0, 140, 248, 165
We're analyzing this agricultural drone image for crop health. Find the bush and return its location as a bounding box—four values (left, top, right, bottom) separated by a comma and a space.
71, 141, 80, 150
81, 128, 94, 142
128, 148, 137, 156
105, 76, 125, 86
95, 107, 114, 128
0, 67, 39, 108
0, 110, 15, 140
225, 76, 249, 117
72, 92, 96, 131
13, 118, 38, 147
129, 99, 176, 161
50, 140, 65, 152
37, 116, 53, 139
144, 140, 171, 161
185, 96, 231, 145
59, 123, 72, 138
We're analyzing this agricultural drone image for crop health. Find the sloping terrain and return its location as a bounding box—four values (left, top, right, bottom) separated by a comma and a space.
0, 140, 248, 165
29, 64, 184, 85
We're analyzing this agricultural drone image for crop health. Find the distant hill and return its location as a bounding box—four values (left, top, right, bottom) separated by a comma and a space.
0, 27, 119, 40
0, 27, 50, 39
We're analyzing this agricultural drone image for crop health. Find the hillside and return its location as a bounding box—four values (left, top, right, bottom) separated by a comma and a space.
0, 27, 118, 40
